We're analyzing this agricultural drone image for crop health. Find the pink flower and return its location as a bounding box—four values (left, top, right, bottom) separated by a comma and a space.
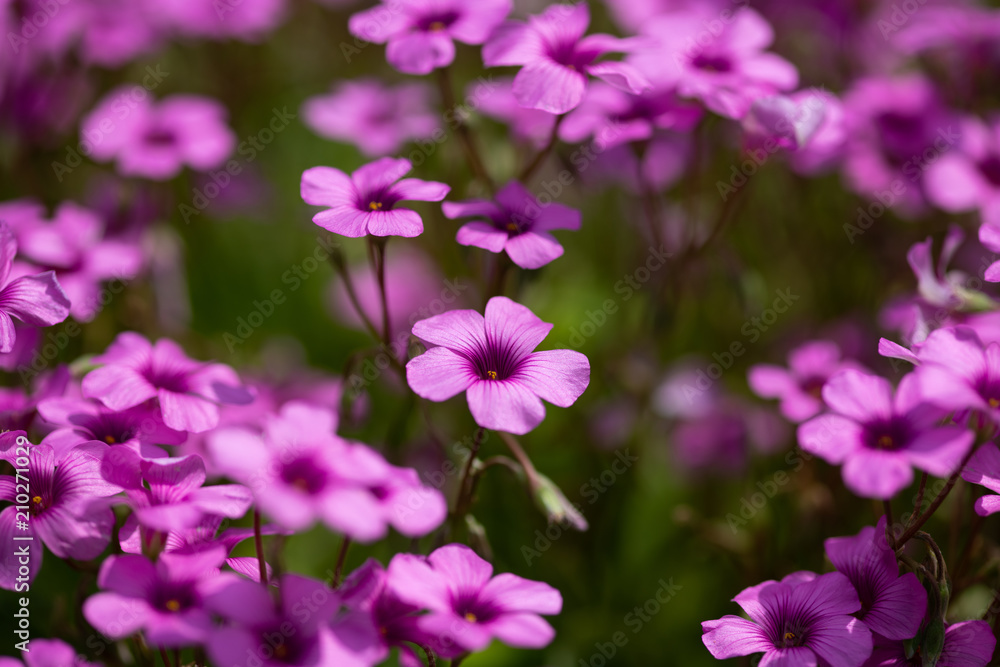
81, 88, 236, 180
0, 223, 70, 354
302, 78, 439, 157
443, 181, 581, 269
349, 0, 511, 75
301, 158, 450, 238
483, 3, 649, 114
81, 332, 253, 433
406, 296, 590, 434
388, 543, 562, 654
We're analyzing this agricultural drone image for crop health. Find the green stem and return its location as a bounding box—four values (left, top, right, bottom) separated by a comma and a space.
519, 115, 564, 182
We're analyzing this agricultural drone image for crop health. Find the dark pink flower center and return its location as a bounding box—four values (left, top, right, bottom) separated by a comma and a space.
546, 41, 595, 71
416, 10, 460, 32
281, 457, 328, 494
153, 585, 196, 613
466, 337, 525, 382
144, 366, 191, 394
690, 53, 733, 73
143, 127, 177, 147
978, 155, 1000, 187
356, 187, 400, 213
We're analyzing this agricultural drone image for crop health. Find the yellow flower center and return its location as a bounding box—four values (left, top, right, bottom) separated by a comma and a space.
487, 370, 497, 380
990, 398, 999, 408
104, 435, 116, 444
369, 201, 383, 211
877, 435, 893, 449
165, 599, 181, 612
784, 632, 795, 640
292, 478, 310, 492
429, 21, 445, 31
31, 496, 42, 504
465, 612, 477, 623
274, 645, 288, 660
506, 222, 518, 232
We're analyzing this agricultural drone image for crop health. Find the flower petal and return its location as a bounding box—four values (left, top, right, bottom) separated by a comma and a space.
512, 60, 588, 114
467, 378, 546, 434
0, 272, 71, 327
517, 349, 589, 408
456, 222, 509, 253
406, 347, 477, 401
504, 231, 564, 269
701, 616, 773, 660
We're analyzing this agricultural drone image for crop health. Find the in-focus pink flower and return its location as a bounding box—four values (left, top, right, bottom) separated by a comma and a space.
301, 158, 449, 238
407, 296, 590, 434
0, 223, 70, 354
388, 543, 562, 655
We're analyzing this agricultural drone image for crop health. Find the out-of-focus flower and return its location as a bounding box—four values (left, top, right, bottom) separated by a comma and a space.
748, 339, 861, 423
924, 116, 1000, 216
147, 0, 288, 41
443, 180, 581, 269
38, 397, 185, 459
0, 224, 70, 354
0, 638, 101, 667
82, 332, 254, 433
912, 326, 1000, 423
824, 518, 927, 640
303, 78, 439, 157
13, 201, 144, 321
80, 89, 236, 181
205, 573, 379, 667
798, 369, 974, 499
469, 77, 557, 148
301, 158, 449, 238
483, 2, 649, 114
407, 296, 590, 434
388, 543, 562, 654
208, 402, 447, 541
702, 571, 872, 665
962, 442, 1000, 516
349, 0, 511, 75
840, 74, 957, 216
631, 6, 798, 119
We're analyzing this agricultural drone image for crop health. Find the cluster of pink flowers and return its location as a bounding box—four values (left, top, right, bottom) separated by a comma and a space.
4, 0, 1000, 664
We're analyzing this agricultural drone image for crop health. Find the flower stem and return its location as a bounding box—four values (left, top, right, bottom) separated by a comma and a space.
882, 499, 895, 549
368, 236, 392, 346
436, 67, 493, 193
519, 115, 564, 183
158, 648, 173, 667
896, 443, 980, 549
497, 431, 540, 492
331, 536, 351, 588
254, 510, 268, 587
328, 250, 382, 342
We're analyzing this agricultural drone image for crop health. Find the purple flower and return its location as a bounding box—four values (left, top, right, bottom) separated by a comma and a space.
38, 396, 186, 459
81, 332, 254, 433
960, 442, 1000, 515
339, 558, 433, 666
924, 115, 1000, 216
205, 573, 379, 667
560, 83, 703, 149
406, 296, 590, 434
83, 548, 230, 647
13, 201, 144, 321
840, 74, 956, 216
702, 571, 872, 665
301, 158, 450, 238
631, 6, 798, 119
482, 3, 649, 114
443, 181, 581, 269
797, 369, 974, 499
116, 454, 253, 553
748, 340, 861, 423
208, 401, 447, 541
978, 214, 1000, 283
741, 89, 833, 154
147, 0, 287, 41
910, 326, 1000, 421
0, 223, 70, 353
302, 78, 439, 157
864, 620, 996, 666
470, 77, 558, 149
388, 543, 562, 654
81, 88, 236, 181
0, 441, 121, 590
824, 518, 927, 640
348, 0, 511, 75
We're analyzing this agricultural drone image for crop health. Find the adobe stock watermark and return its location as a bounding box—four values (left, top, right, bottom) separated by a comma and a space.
844, 124, 961, 243
556, 245, 672, 350
725, 448, 814, 533
344, 277, 470, 397
717, 88, 834, 202
7, 0, 72, 53
578, 578, 683, 667
179, 107, 296, 223
521, 448, 638, 566
223, 233, 341, 352
877, 0, 930, 40
680, 287, 800, 402
51, 67, 171, 182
